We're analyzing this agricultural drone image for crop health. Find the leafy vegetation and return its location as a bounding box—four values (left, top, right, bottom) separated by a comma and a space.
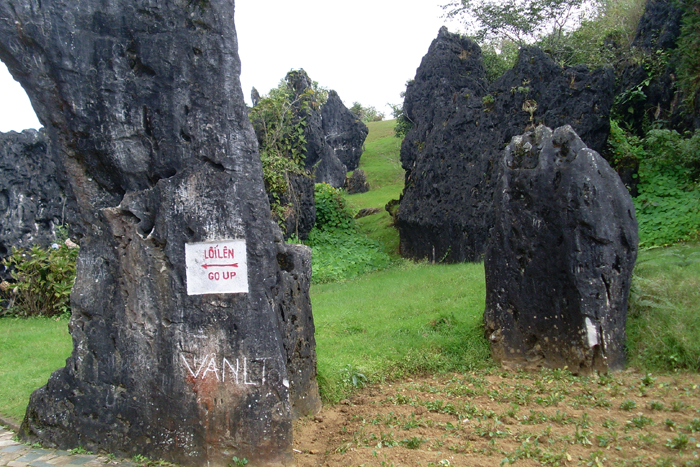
297, 183, 393, 284
443, 0, 595, 47
1, 241, 79, 318
349, 102, 384, 123
608, 121, 700, 247
248, 71, 324, 227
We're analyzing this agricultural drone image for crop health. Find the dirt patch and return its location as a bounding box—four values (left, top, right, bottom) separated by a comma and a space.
294, 369, 700, 466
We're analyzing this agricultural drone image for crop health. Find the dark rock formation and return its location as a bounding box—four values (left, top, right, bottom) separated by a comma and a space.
616, 0, 698, 135
354, 207, 381, 219
277, 172, 316, 240
272, 237, 321, 418
251, 87, 261, 107
484, 125, 638, 374
345, 168, 370, 194
397, 27, 614, 263
321, 90, 368, 171
286, 70, 347, 188
633, 0, 684, 51
0, 130, 78, 265
0, 1, 317, 465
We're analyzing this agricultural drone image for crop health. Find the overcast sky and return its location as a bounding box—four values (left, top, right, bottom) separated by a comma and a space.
0, 1, 460, 133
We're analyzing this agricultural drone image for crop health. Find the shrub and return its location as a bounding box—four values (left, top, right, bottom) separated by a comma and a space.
313, 183, 355, 232
303, 229, 392, 284
608, 122, 700, 247
1, 241, 79, 317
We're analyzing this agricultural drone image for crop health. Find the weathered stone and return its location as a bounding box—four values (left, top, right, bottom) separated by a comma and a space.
286, 70, 347, 188
276, 172, 316, 240
251, 87, 261, 107
616, 0, 699, 135
345, 168, 370, 194
0, 1, 317, 465
272, 236, 321, 418
397, 27, 614, 263
0, 129, 79, 267
354, 207, 381, 219
484, 125, 638, 374
321, 90, 368, 171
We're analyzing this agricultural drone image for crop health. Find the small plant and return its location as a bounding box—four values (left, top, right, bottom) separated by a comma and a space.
628, 414, 654, 429
620, 399, 638, 411
2, 241, 79, 318
649, 401, 666, 411
482, 94, 495, 111
400, 436, 425, 449
69, 446, 91, 455
641, 373, 657, 387
341, 364, 367, 388
686, 418, 700, 433
672, 401, 688, 412
230, 456, 248, 467
664, 432, 690, 451
664, 418, 677, 430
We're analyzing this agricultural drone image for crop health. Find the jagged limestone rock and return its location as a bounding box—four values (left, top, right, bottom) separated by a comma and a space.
0, 129, 79, 267
397, 27, 614, 263
0, 1, 317, 465
484, 125, 638, 374
322, 90, 368, 171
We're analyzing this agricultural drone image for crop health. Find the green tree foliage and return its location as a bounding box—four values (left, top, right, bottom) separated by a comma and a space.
546, 0, 646, 66
349, 102, 385, 123
389, 102, 413, 139
248, 73, 324, 224
443, 0, 595, 47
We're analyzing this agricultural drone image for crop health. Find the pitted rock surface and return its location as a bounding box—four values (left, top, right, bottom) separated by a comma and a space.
321, 90, 368, 171
286, 70, 347, 188
0, 129, 79, 268
345, 168, 370, 194
0, 1, 317, 465
397, 27, 614, 263
484, 125, 638, 373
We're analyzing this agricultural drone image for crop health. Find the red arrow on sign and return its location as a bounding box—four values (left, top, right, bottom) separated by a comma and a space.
201, 263, 239, 269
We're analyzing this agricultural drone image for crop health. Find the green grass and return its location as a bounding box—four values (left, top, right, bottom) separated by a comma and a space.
346, 120, 404, 211
626, 244, 700, 371
0, 316, 72, 421
312, 260, 492, 402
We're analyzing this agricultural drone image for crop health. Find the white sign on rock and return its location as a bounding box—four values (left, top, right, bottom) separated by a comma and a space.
185, 239, 249, 295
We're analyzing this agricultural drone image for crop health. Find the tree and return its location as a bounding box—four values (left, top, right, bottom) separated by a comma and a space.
349, 101, 385, 123
443, 0, 598, 48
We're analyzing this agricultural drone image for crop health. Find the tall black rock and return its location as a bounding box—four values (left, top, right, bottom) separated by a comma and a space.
484, 125, 638, 373
321, 90, 368, 171
397, 27, 614, 263
286, 70, 347, 188
0, 1, 317, 465
617, 0, 699, 134
0, 129, 79, 265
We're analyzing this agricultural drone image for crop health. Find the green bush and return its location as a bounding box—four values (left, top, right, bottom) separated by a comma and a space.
1, 242, 79, 318
313, 183, 355, 232
608, 122, 700, 247
303, 229, 392, 284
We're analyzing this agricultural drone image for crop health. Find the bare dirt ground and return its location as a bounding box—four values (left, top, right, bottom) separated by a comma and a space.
293, 369, 700, 467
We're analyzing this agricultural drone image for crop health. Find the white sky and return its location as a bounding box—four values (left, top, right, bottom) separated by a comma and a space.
0, 1, 459, 133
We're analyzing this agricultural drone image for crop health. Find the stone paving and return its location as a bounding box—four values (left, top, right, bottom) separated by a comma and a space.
0, 426, 138, 467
